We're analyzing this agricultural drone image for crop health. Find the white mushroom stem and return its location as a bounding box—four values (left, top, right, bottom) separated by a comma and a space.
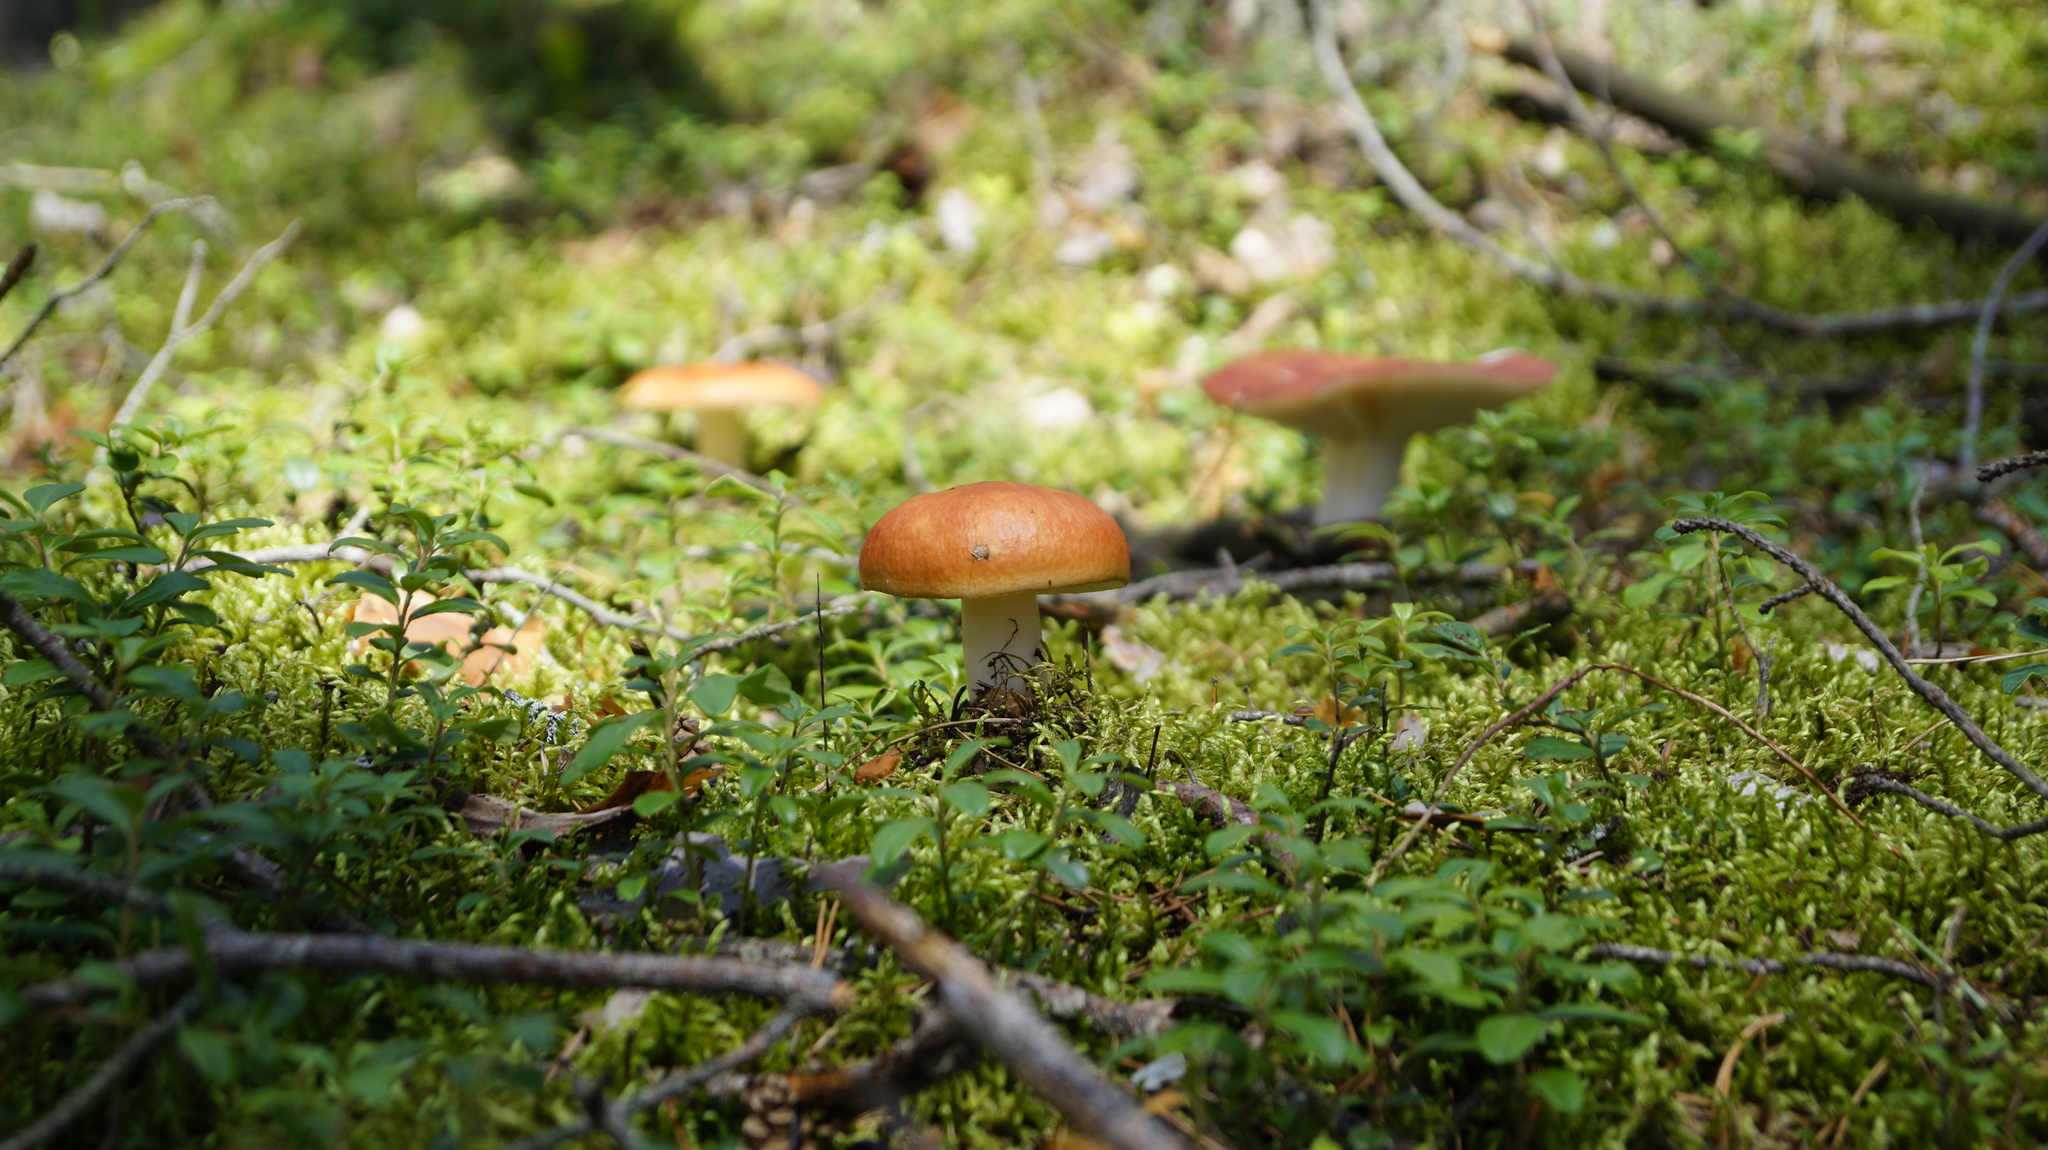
695, 409, 750, 469
960, 590, 1045, 695
1316, 428, 1411, 526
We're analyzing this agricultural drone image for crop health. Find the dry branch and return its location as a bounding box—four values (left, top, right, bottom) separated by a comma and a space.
1978, 449, 2048, 483
1963, 220, 2048, 471
1363, 658, 1899, 887
23, 927, 852, 1014
0, 197, 214, 370
0, 244, 33, 307
1310, 3, 2048, 337
0, 990, 204, 1150
1483, 35, 2048, 248
0, 584, 303, 906
1051, 559, 1526, 613
815, 875, 1187, 1150
506, 1006, 812, 1150
1675, 517, 2048, 839
103, 220, 304, 448
1973, 499, 2048, 572
1587, 942, 1941, 990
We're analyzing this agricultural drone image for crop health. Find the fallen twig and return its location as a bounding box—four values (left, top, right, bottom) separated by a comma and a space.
1480, 34, 2048, 249
1977, 449, 2048, 484
710, 1011, 976, 1128
1674, 518, 2048, 837
1053, 559, 1526, 611
506, 1006, 812, 1150
101, 220, 302, 449
1963, 220, 2048, 472
1311, 5, 2048, 337
814, 875, 1186, 1150
1364, 658, 1900, 887
0, 197, 214, 370
0, 584, 303, 906
0, 990, 204, 1150
709, 293, 887, 363
1587, 941, 2008, 1015
0, 244, 33, 307
1971, 498, 2048, 571
23, 927, 852, 1014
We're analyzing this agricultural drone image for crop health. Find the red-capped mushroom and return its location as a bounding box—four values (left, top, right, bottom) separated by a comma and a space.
1202, 349, 1556, 524
860, 482, 1129, 696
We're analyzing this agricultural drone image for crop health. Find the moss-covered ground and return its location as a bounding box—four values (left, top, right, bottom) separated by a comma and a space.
3, 1, 2048, 1146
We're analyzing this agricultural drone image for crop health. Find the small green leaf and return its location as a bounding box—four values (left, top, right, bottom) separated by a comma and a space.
24, 483, 86, 515
560, 710, 661, 787
690, 675, 740, 716
1524, 736, 1594, 762
870, 817, 935, 865
1270, 1009, 1353, 1067
1526, 1068, 1585, 1113
1474, 1013, 1547, 1064
632, 789, 682, 818
2002, 665, 2048, 695
939, 781, 989, 815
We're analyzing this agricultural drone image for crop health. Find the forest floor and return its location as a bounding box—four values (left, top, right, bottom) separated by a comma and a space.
3, 1, 2048, 1146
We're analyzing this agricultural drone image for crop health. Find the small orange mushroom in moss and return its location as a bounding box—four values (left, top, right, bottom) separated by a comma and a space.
617, 361, 825, 469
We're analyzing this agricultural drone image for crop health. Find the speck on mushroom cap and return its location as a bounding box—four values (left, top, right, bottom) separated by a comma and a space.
1201, 349, 1555, 437
618, 361, 826, 412
859, 482, 1130, 600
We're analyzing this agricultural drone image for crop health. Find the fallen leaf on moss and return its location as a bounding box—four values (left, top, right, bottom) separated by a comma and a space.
855, 752, 902, 783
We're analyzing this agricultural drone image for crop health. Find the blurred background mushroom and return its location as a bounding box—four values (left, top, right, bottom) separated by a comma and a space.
617, 360, 825, 470
1202, 350, 1556, 526
859, 481, 1128, 697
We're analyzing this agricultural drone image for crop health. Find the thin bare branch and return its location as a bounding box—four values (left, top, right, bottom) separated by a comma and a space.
0, 990, 204, 1150
1673, 517, 2048, 806
1963, 220, 2048, 473
103, 219, 303, 445
709, 293, 888, 362
1586, 942, 1941, 991
1844, 773, 2048, 842
555, 426, 796, 501
507, 1006, 812, 1150
0, 244, 34, 307
0, 197, 214, 370
815, 875, 1187, 1150
1977, 449, 2048, 483
1315, 6, 2048, 337
1973, 499, 2048, 571
23, 928, 853, 1014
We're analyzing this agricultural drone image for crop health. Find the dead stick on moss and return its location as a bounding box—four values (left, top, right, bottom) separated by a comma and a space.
1364, 660, 1900, 887
506, 1007, 812, 1150
1962, 220, 2048, 473
23, 928, 852, 1013
815, 875, 1187, 1150
1313, 4, 2048, 336
1674, 517, 2048, 839
0, 197, 214, 370
99, 219, 302, 460
1978, 449, 2048, 483
0, 989, 204, 1150
1714, 1012, 1789, 1098
0, 244, 34, 308
1973, 499, 2048, 572
0, 585, 307, 906
1519, 0, 1747, 304
1480, 34, 2048, 249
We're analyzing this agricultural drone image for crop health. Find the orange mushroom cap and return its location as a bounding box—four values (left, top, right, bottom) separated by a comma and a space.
859, 482, 1130, 600
618, 361, 826, 412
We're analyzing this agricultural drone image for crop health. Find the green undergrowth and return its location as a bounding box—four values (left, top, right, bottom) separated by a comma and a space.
2, 0, 2048, 1147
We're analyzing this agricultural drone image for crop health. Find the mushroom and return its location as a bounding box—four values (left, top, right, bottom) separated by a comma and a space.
859, 482, 1129, 696
1201, 349, 1556, 525
617, 361, 825, 470
348, 592, 543, 687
